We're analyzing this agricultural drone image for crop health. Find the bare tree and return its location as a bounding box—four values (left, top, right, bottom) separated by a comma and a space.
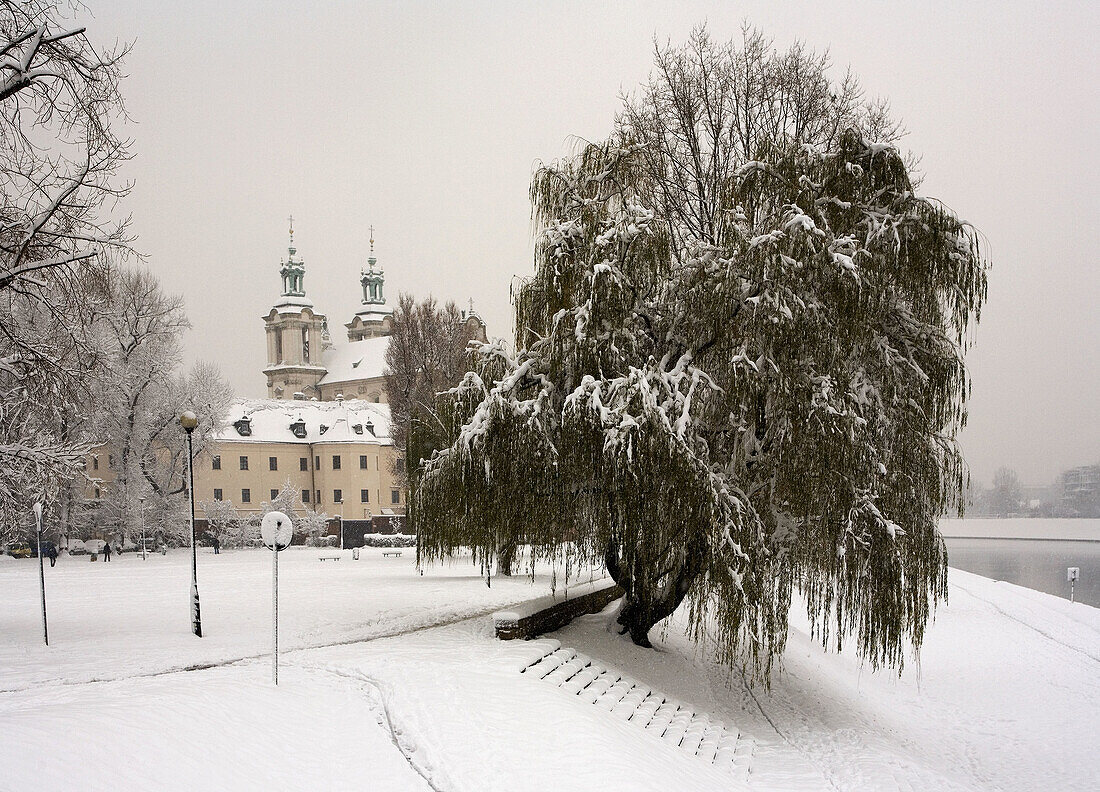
989, 467, 1022, 518
0, 0, 131, 535
384, 293, 480, 480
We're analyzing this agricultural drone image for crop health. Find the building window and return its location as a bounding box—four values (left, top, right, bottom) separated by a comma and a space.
396, 458, 405, 474
269, 456, 278, 471
332, 455, 341, 470
360, 455, 368, 469
391, 489, 400, 504
241, 489, 251, 503
315, 490, 321, 504
212, 455, 221, 470
302, 489, 310, 503
213, 488, 223, 501
300, 457, 308, 471
270, 489, 278, 500
108, 454, 115, 468
93, 456, 99, 470
360, 489, 369, 503
334, 489, 342, 503
315, 456, 320, 470
94, 487, 101, 499
240, 456, 249, 471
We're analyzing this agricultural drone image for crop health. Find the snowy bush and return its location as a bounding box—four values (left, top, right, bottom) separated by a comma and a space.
361, 533, 417, 548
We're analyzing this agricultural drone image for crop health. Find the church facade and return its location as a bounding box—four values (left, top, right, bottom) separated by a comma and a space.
189, 227, 486, 542
260, 229, 486, 402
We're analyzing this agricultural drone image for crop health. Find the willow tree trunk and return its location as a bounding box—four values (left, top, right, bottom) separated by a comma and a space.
604, 536, 705, 647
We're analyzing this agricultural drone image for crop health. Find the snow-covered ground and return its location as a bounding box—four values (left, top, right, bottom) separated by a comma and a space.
2, 545, 1097, 791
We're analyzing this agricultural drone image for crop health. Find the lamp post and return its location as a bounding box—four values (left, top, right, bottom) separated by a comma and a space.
179, 411, 202, 637
34, 502, 48, 645
139, 495, 146, 561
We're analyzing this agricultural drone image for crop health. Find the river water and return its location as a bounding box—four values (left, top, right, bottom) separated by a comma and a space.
939, 518, 1100, 607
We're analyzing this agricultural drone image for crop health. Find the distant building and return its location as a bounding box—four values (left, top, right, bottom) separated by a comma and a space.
194, 398, 405, 543
261, 223, 486, 402
1060, 464, 1100, 517
81, 222, 488, 543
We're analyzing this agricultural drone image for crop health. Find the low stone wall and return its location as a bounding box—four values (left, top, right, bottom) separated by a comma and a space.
494, 580, 624, 640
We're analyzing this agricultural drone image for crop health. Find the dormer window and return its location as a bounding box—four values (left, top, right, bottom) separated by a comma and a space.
234, 417, 252, 437
319, 423, 328, 435
364, 421, 375, 436
352, 423, 363, 435
289, 419, 307, 439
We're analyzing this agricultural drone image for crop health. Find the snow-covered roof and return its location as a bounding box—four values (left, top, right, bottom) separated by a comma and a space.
213, 398, 392, 445
318, 336, 389, 387
272, 294, 314, 311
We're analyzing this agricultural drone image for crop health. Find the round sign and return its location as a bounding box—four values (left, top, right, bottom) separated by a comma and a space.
261, 511, 293, 551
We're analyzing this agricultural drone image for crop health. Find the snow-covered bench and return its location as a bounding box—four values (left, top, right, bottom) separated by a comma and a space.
318, 555, 341, 562
493, 579, 623, 640
382, 550, 402, 557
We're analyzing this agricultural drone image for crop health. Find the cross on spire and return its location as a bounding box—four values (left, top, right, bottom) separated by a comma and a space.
369, 224, 374, 254
288, 214, 294, 247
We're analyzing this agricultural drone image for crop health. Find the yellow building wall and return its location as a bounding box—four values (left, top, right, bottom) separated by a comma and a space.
193, 440, 405, 520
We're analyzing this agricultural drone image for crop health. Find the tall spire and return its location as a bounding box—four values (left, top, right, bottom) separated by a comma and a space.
276, 215, 311, 307
360, 225, 385, 306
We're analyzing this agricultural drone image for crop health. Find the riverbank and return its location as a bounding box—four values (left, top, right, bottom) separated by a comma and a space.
939, 517, 1100, 541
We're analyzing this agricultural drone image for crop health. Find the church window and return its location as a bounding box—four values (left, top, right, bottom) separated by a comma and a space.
361, 489, 369, 503
300, 457, 308, 471
302, 327, 310, 363
213, 488, 222, 501
240, 456, 249, 471
332, 455, 341, 470
302, 489, 310, 503
360, 455, 368, 469
241, 488, 251, 503
315, 456, 320, 470
316, 490, 321, 504
275, 330, 282, 361
334, 489, 342, 503
212, 455, 221, 470
269, 456, 278, 471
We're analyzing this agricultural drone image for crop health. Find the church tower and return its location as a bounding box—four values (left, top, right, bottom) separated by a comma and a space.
345, 228, 394, 341
262, 218, 330, 399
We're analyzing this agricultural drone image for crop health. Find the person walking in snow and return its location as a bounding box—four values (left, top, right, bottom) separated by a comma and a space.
45, 543, 58, 567
102, 541, 112, 562
212, 536, 221, 555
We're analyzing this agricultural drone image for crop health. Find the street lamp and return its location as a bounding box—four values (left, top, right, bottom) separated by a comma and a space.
179, 410, 202, 637
139, 495, 146, 561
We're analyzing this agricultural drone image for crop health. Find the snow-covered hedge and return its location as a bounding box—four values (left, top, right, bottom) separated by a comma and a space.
361, 533, 416, 548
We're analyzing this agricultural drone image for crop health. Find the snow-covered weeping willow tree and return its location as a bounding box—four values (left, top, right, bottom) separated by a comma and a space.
412, 28, 986, 679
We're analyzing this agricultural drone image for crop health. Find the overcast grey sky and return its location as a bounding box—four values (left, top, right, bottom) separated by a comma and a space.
83, 0, 1097, 487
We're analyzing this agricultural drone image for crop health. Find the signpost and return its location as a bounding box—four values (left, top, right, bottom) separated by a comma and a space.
1067, 567, 1080, 603
261, 510, 293, 685
34, 502, 48, 646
